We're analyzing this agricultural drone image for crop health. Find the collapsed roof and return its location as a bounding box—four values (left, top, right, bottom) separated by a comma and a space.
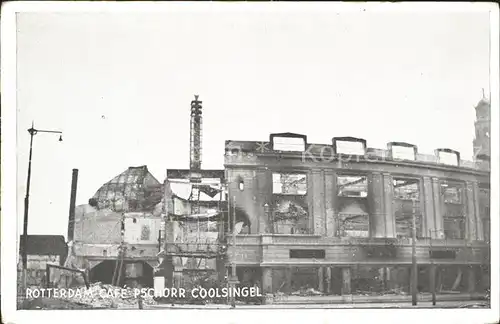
90, 165, 163, 212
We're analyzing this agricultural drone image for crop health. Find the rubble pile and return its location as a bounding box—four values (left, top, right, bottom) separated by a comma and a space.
50, 282, 157, 309
290, 288, 324, 296
20, 297, 97, 310
354, 288, 409, 296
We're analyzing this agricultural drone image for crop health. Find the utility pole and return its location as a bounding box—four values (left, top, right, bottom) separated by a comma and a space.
411, 198, 418, 306
158, 230, 162, 252
22, 122, 63, 291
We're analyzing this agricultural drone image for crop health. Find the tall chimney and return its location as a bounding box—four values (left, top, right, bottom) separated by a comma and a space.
189, 95, 203, 172
67, 168, 79, 242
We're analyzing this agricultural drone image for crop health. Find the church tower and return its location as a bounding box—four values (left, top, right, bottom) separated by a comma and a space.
473, 93, 491, 162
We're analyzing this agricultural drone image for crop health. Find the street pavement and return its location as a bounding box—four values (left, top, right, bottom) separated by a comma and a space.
145, 300, 489, 309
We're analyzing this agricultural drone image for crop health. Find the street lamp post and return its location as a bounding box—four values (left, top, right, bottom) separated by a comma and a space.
21, 122, 62, 290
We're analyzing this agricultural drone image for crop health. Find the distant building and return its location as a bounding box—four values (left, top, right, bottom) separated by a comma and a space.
18, 235, 67, 286
473, 97, 491, 161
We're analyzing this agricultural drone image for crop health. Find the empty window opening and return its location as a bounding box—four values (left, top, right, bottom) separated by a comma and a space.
271, 172, 309, 234
479, 187, 490, 243
335, 140, 366, 155
272, 137, 306, 152
338, 175, 368, 197
272, 199, 310, 234
441, 181, 466, 239
290, 267, 320, 292
337, 174, 369, 237
393, 178, 422, 238
273, 173, 307, 195
391, 145, 416, 160
436, 266, 469, 293
437, 151, 459, 166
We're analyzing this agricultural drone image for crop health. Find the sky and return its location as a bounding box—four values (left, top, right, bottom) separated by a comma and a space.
15, 8, 492, 239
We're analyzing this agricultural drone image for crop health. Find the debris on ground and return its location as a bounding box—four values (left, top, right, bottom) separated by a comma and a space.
290, 288, 324, 296
66, 282, 157, 308
383, 288, 408, 295
20, 282, 158, 309
21, 297, 99, 310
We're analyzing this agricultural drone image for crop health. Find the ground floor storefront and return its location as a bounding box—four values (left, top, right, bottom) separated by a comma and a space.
233, 264, 490, 296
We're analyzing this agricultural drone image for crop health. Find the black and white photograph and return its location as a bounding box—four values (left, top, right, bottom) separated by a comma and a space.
1, 2, 499, 324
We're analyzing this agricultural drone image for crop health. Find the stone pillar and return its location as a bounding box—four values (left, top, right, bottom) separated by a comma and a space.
341, 267, 351, 295
173, 266, 184, 289
472, 181, 484, 241
422, 177, 435, 238
325, 267, 332, 294
307, 170, 314, 232
311, 170, 326, 235
216, 256, 226, 283
262, 267, 273, 294
429, 264, 437, 303
436, 266, 443, 292
256, 168, 271, 234
382, 173, 396, 238
318, 267, 324, 292
408, 266, 414, 293
465, 181, 477, 241
368, 172, 385, 238
164, 255, 174, 287
325, 171, 337, 237
284, 267, 292, 293
431, 178, 444, 238
382, 267, 389, 291
467, 266, 476, 293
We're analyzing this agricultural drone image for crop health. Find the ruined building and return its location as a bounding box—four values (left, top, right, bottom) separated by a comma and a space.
66, 96, 230, 290
159, 96, 228, 288
223, 109, 491, 296
66, 95, 491, 296
70, 165, 164, 288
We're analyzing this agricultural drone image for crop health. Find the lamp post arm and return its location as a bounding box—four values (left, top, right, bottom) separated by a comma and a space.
35, 129, 63, 134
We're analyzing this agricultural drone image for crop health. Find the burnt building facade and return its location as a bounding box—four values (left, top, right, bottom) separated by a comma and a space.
224, 130, 490, 296
161, 169, 228, 289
